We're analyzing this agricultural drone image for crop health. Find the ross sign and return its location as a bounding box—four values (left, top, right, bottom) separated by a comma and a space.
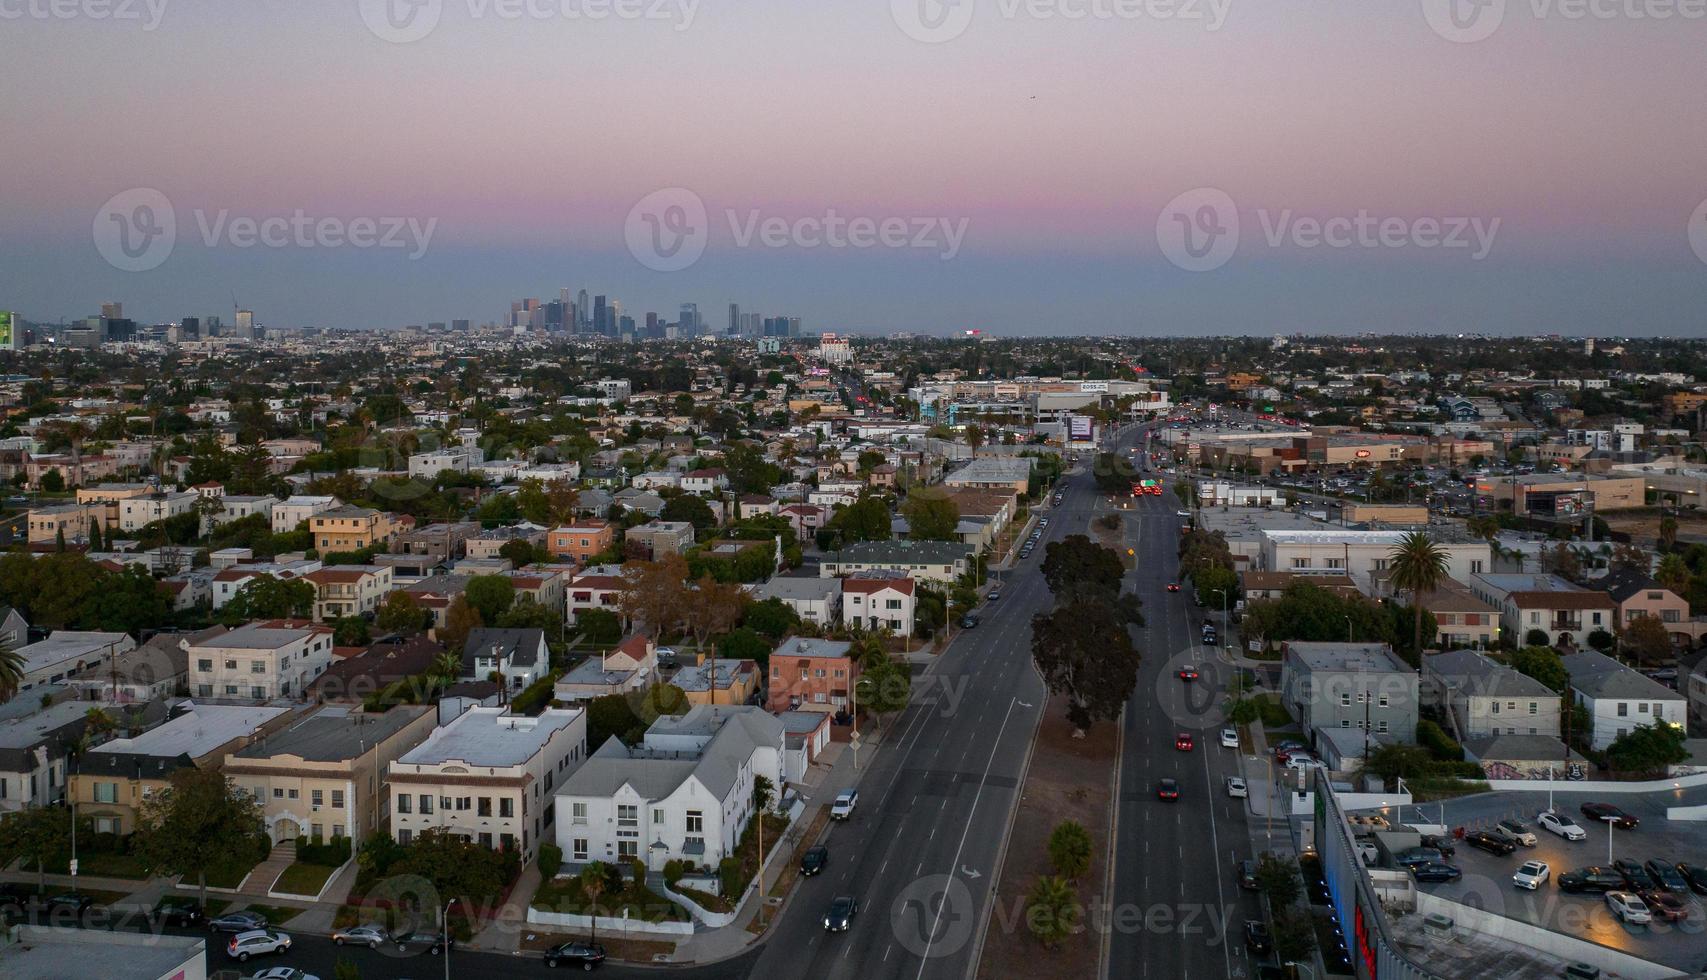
1354, 450, 1372, 459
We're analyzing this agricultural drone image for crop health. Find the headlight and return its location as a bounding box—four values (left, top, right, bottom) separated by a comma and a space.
823, 918, 831, 927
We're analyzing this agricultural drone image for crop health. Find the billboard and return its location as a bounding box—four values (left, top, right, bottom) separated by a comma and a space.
1529, 488, 1591, 519
1068, 416, 1094, 442
0, 311, 12, 349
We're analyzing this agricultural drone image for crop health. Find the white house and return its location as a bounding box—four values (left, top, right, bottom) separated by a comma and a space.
272, 495, 341, 533
1560, 649, 1685, 750
390, 706, 588, 862
117, 491, 200, 532
841, 571, 916, 636
555, 704, 783, 871
14, 632, 136, 693
565, 565, 627, 626
188, 620, 336, 701
461, 628, 550, 695
747, 577, 842, 626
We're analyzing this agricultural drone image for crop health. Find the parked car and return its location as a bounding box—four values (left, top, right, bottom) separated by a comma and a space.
1677, 863, 1707, 896
1558, 867, 1630, 894
823, 896, 859, 932
43, 893, 93, 916
151, 897, 204, 926
1539, 810, 1587, 841
1244, 920, 1274, 955
1581, 802, 1639, 830
1284, 753, 1321, 771
1411, 863, 1462, 883
395, 930, 453, 955
1465, 830, 1517, 856
226, 930, 291, 962
801, 845, 829, 877
544, 940, 608, 969
210, 911, 270, 934
830, 789, 858, 820
1638, 889, 1688, 923
1417, 835, 1456, 858
959, 614, 979, 629
1157, 778, 1180, 801
1605, 892, 1652, 925
332, 924, 390, 948
1220, 728, 1239, 749
1495, 820, 1538, 846
247, 970, 318, 980
1512, 861, 1550, 890
1644, 860, 1689, 893
986, 590, 1001, 602
1613, 860, 1657, 891
1393, 848, 1446, 870
1226, 776, 1248, 799
0, 882, 35, 918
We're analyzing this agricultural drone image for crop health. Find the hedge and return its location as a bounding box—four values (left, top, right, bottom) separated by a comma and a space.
1416, 719, 1463, 761
295, 835, 353, 867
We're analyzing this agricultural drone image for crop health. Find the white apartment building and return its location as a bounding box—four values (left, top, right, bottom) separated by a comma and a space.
1260, 530, 1491, 586
117, 491, 200, 532
188, 620, 335, 700
390, 706, 588, 861
556, 705, 783, 871
841, 572, 916, 636
1562, 650, 1686, 750
272, 495, 341, 533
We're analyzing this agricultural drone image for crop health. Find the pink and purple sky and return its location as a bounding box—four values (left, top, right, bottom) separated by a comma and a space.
1, 0, 1704, 334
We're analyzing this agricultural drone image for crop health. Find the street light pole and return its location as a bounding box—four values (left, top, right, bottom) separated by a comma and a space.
442, 897, 458, 980
1603, 816, 1617, 865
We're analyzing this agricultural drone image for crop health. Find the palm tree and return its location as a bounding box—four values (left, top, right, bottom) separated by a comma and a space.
1660, 513, 1679, 552
0, 641, 24, 703
430, 651, 463, 695
1388, 531, 1450, 664
579, 862, 610, 944
1657, 553, 1690, 595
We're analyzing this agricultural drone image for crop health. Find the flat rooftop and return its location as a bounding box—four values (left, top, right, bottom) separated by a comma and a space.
234, 704, 430, 763
0, 926, 206, 980
0, 699, 92, 749
399, 706, 581, 768
16, 631, 129, 673
93, 703, 289, 759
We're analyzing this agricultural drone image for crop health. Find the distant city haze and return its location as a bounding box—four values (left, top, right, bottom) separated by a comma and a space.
2, 0, 1705, 334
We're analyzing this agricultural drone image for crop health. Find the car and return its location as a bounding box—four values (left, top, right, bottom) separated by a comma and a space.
1638, 859, 1688, 894
43, 893, 93, 915
801, 845, 829, 877
1417, 834, 1455, 858
395, 930, 453, 955
1157, 778, 1180, 801
959, 614, 979, 629
986, 590, 1001, 602
1237, 859, 1260, 890
1175, 732, 1194, 751
1244, 919, 1274, 955
1465, 830, 1517, 856
1177, 667, 1199, 682
1411, 863, 1462, 883
656, 647, 678, 666
332, 923, 390, 948
0, 882, 35, 918
1605, 892, 1652, 925
1639, 888, 1688, 922
1558, 867, 1630, 894
1220, 728, 1239, 748
1613, 860, 1657, 891
1677, 863, 1707, 896
1226, 776, 1248, 798
1038, 518, 1049, 527
1512, 860, 1550, 890
823, 895, 859, 932
151, 897, 204, 926
1393, 847, 1446, 870
1201, 632, 1218, 647
1177, 510, 1191, 518
1272, 740, 1307, 759
1563, 964, 1603, 980
830, 789, 858, 820
226, 930, 291, 961
247, 970, 319, 980
1167, 583, 1181, 592
210, 910, 270, 934
1581, 802, 1639, 830
1495, 819, 1538, 846
544, 940, 608, 969
1539, 810, 1587, 841
1284, 753, 1321, 770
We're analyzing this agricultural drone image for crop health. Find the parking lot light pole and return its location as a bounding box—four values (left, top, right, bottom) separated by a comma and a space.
1602, 816, 1617, 865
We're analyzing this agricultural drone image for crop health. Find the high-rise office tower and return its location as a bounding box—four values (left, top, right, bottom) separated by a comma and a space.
593, 295, 608, 336
180, 316, 200, 338
728, 303, 740, 335
452, 319, 470, 332
235, 309, 255, 340
680, 303, 700, 336
646, 312, 660, 338
101, 302, 123, 320
577, 290, 590, 332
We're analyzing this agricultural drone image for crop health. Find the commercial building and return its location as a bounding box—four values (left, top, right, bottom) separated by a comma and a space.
548, 520, 616, 563
942, 457, 1032, 494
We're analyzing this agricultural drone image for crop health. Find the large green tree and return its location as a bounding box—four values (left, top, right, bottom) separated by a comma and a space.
134, 768, 268, 904
1031, 599, 1141, 733
901, 492, 961, 542
1606, 722, 1689, 777
1040, 535, 1127, 605
832, 495, 893, 544
0, 804, 82, 890
464, 575, 517, 624
222, 574, 317, 623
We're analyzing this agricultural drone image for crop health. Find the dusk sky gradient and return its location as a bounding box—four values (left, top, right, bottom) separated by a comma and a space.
2, 0, 1705, 334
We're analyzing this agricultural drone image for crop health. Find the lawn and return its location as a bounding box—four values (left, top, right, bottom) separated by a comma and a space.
1253, 693, 1294, 729
270, 862, 337, 898
203, 857, 261, 890
672, 884, 731, 913
533, 876, 689, 923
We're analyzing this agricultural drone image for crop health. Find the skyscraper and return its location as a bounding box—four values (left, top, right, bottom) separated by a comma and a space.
235, 309, 255, 340
728, 303, 740, 335
577, 289, 590, 332
593, 295, 608, 336
680, 303, 699, 336
101, 302, 123, 320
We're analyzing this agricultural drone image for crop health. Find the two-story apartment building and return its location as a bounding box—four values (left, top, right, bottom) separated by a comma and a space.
394, 521, 480, 564
1422, 648, 1561, 740
1278, 642, 1420, 750
1411, 579, 1502, 650
555, 704, 782, 871
1471, 574, 1616, 650
1597, 569, 1697, 651
548, 520, 615, 564
747, 577, 841, 627
1561, 649, 1685, 750
117, 491, 200, 533
624, 521, 697, 560
841, 572, 916, 636
188, 620, 335, 700
0, 699, 95, 815
272, 495, 341, 534
226, 704, 437, 844
1259, 529, 1491, 587
819, 540, 973, 584
461, 628, 550, 695
304, 565, 394, 621
565, 565, 627, 626
767, 637, 858, 715
71, 704, 292, 834
309, 505, 399, 553
389, 706, 588, 861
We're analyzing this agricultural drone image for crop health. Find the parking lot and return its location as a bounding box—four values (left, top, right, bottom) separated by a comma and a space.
1360, 787, 1707, 972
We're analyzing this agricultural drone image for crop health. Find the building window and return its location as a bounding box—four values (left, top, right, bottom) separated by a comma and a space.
397, 795, 411, 814
311, 789, 324, 806
274, 788, 285, 799
652, 807, 665, 825
573, 838, 589, 861
250, 662, 266, 674
478, 798, 492, 817
1340, 693, 1351, 707
311, 823, 323, 841
686, 810, 704, 833
500, 798, 514, 818
94, 782, 117, 804
331, 790, 344, 808
617, 804, 638, 828
572, 802, 587, 823
333, 824, 344, 837
419, 794, 433, 814
197, 659, 212, 672
1617, 703, 1628, 717
399, 829, 413, 844
1471, 560, 1484, 574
